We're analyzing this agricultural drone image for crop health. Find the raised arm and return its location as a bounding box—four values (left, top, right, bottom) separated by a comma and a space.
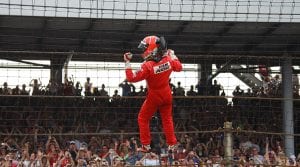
167, 49, 182, 72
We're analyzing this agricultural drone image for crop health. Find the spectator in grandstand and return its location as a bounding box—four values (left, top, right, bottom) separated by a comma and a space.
123, 35, 182, 152
160, 157, 168, 167
268, 74, 282, 97
183, 134, 196, 152
106, 148, 119, 166
195, 79, 206, 96
134, 160, 143, 166
205, 137, 217, 155
29, 78, 42, 95
99, 84, 108, 97
232, 85, 243, 106
210, 148, 223, 166
135, 86, 147, 107
244, 88, 253, 97
174, 81, 185, 96
6, 148, 19, 167
47, 79, 59, 96
232, 86, 243, 97
59, 151, 75, 167
38, 154, 50, 167
126, 148, 139, 166
184, 150, 202, 166
92, 87, 100, 96
220, 90, 226, 96
1, 138, 19, 154
2, 82, 11, 95
194, 143, 208, 158
97, 84, 110, 106
30, 149, 42, 167
249, 147, 265, 165
88, 137, 100, 155
20, 84, 29, 95
46, 136, 60, 167
76, 157, 87, 167
257, 86, 267, 97
287, 154, 297, 166
293, 70, 300, 97
19, 148, 31, 167
259, 73, 283, 97
76, 146, 90, 165
210, 79, 222, 96
140, 152, 160, 166
265, 150, 278, 166
111, 89, 122, 107
68, 141, 78, 161
276, 151, 290, 166
75, 81, 83, 96
296, 155, 300, 166
98, 145, 110, 159
137, 85, 146, 96
0, 157, 7, 166
232, 148, 241, 162
63, 80, 75, 96
186, 85, 197, 96
173, 81, 186, 107
173, 145, 187, 161
169, 79, 176, 95
111, 156, 126, 166
84, 77, 92, 96
119, 80, 134, 96
128, 84, 137, 96
11, 85, 20, 95
186, 85, 198, 107
0, 144, 7, 158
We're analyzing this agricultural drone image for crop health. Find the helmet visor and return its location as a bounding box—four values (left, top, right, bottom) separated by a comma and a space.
138, 41, 148, 51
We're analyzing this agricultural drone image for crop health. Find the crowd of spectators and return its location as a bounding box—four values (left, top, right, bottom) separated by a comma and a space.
1, 76, 297, 133
0, 75, 300, 166
0, 130, 300, 166
0, 74, 298, 99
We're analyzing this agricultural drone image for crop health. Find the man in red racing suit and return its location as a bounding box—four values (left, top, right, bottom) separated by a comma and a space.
123, 36, 182, 151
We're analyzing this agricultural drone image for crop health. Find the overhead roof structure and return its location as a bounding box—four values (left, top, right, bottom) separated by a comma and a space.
0, 16, 300, 66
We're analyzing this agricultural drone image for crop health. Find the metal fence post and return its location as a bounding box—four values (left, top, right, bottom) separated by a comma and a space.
224, 121, 233, 167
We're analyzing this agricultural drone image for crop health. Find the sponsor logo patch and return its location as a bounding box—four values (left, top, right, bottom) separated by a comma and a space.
153, 62, 171, 74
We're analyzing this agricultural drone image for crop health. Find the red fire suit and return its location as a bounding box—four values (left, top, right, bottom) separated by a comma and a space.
125, 50, 182, 146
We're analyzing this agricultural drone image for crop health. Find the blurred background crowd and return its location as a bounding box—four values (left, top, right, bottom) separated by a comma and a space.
1, 131, 300, 166
0, 75, 299, 166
